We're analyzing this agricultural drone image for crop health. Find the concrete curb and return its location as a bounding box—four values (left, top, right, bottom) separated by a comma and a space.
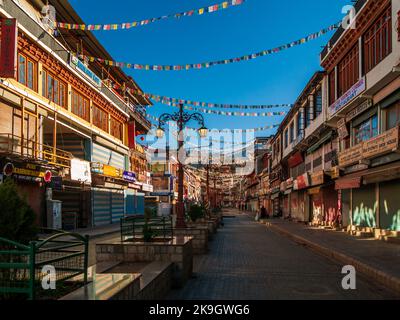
79, 229, 120, 240
266, 222, 400, 294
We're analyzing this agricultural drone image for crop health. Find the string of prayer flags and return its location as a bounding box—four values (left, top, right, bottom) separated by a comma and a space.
146, 114, 281, 132
80, 21, 341, 71
57, 0, 245, 31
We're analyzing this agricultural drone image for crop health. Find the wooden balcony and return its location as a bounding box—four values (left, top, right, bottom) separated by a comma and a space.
0, 133, 73, 169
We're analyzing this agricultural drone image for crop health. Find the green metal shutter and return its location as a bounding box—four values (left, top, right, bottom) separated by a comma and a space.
92, 189, 111, 226
111, 191, 125, 223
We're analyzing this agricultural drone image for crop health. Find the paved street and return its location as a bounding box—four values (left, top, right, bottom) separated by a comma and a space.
167, 211, 400, 300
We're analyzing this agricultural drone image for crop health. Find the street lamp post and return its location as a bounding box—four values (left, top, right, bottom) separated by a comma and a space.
156, 103, 207, 228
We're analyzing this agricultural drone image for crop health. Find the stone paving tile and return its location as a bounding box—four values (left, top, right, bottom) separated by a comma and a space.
167, 213, 400, 300
267, 220, 400, 280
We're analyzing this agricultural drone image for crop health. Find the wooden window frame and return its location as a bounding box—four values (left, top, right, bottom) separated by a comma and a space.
42, 69, 67, 109
338, 44, 359, 97
385, 102, 400, 131
364, 5, 392, 74
71, 89, 90, 122
17, 53, 37, 91
93, 104, 109, 133
110, 116, 123, 141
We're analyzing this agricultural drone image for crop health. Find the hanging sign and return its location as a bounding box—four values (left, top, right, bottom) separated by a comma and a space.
70, 55, 101, 87
337, 118, 349, 140
0, 18, 18, 79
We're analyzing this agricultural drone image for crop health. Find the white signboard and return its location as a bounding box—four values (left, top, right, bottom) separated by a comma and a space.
71, 158, 92, 183
329, 77, 366, 117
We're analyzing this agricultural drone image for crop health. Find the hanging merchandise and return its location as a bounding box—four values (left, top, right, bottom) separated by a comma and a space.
79, 22, 340, 71
57, 0, 245, 31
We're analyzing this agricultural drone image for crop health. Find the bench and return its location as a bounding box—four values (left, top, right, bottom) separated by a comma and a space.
120, 216, 173, 242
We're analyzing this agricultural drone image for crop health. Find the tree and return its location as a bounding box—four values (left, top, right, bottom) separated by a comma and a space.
0, 179, 38, 244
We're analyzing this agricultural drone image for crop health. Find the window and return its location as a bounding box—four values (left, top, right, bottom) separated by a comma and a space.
289, 122, 294, 143
364, 6, 392, 74
110, 117, 123, 141
353, 114, 378, 145
314, 89, 322, 118
338, 44, 359, 97
385, 101, 400, 130
305, 104, 312, 128
284, 129, 288, 149
93, 105, 109, 132
42, 69, 67, 108
71, 90, 90, 122
17, 54, 36, 91
328, 70, 336, 105
297, 113, 302, 137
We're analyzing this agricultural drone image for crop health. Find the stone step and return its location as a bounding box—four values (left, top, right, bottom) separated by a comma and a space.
383, 236, 400, 245
355, 231, 374, 238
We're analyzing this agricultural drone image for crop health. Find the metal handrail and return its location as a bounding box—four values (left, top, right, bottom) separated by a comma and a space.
0, 133, 73, 168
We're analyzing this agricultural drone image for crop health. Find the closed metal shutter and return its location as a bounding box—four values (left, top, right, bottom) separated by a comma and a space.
52, 190, 90, 229
92, 189, 111, 226
136, 193, 145, 215
352, 184, 377, 228
379, 179, 400, 231
92, 143, 125, 169
111, 191, 124, 223
125, 189, 135, 216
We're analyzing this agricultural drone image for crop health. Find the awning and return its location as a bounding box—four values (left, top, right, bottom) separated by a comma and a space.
362, 161, 400, 185
379, 88, 400, 109
335, 177, 361, 190
307, 131, 333, 155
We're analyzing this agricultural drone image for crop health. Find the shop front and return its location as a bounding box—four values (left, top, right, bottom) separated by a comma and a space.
0, 159, 55, 226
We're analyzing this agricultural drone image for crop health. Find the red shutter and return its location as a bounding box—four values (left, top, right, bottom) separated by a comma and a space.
0, 18, 18, 79
128, 121, 136, 149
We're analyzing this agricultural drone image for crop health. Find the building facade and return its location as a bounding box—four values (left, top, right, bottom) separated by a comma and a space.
0, 0, 152, 229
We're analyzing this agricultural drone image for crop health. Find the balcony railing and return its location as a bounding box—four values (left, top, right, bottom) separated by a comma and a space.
0, 133, 73, 168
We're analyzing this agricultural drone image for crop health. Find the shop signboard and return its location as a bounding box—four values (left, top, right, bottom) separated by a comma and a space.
362, 126, 399, 159
71, 158, 92, 183
70, 55, 101, 87
329, 77, 366, 116
123, 171, 136, 183
346, 99, 373, 122
103, 165, 122, 178
339, 126, 400, 167
310, 171, 324, 186
338, 143, 363, 167
296, 173, 310, 190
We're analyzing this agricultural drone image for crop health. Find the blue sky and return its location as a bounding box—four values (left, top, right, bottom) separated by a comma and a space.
69, 0, 350, 137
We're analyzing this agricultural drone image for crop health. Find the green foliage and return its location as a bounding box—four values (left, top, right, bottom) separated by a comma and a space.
0, 179, 38, 244
142, 223, 157, 242
188, 204, 206, 222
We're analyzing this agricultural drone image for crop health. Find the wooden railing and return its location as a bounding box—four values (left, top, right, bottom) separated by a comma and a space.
0, 133, 73, 168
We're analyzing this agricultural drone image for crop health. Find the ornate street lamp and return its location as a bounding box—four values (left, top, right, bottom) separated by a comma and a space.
156, 104, 208, 228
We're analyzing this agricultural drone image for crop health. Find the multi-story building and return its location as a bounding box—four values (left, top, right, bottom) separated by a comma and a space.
0, 0, 152, 229
322, 0, 400, 233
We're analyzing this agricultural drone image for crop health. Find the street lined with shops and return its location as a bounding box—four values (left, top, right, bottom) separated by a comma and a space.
167, 210, 399, 300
